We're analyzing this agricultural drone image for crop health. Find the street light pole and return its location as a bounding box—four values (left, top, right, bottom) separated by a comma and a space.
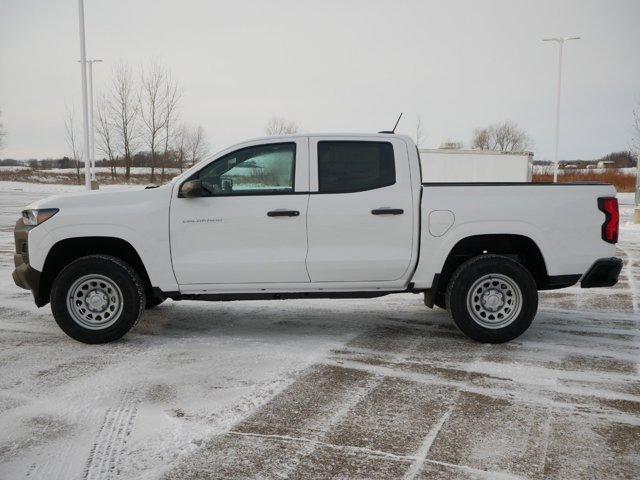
635, 149, 640, 223
77, 0, 91, 190
87, 59, 102, 188
543, 36, 580, 183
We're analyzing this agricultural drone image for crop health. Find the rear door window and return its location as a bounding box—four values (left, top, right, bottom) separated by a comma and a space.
317, 141, 395, 193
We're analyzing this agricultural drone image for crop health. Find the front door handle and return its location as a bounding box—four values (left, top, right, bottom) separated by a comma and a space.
267, 210, 300, 217
371, 208, 404, 215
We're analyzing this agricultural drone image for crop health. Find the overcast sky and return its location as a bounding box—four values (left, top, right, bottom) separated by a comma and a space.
1, 0, 639, 160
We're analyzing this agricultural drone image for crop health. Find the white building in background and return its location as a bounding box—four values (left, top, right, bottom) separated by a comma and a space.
419, 149, 533, 183
596, 160, 615, 169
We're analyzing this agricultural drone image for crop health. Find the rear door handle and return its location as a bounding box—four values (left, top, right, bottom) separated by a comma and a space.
371, 208, 404, 215
267, 210, 300, 217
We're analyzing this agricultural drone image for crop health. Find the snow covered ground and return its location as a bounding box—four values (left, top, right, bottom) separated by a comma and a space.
0, 182, 638, 479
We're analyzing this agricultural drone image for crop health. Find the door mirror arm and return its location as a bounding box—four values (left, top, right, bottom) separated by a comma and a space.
179, 179, 203, 198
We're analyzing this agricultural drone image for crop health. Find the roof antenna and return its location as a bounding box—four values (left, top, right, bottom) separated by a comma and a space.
379, 112, 403, 134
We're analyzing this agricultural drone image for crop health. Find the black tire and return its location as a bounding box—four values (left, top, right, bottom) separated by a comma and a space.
50, 255, 146, 344
145, 296, 165, 310
446, 254, 538, 343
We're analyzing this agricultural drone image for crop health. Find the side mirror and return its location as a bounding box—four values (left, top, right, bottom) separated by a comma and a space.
179, 179, 203, 198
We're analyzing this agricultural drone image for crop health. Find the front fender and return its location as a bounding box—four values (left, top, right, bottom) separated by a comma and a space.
29, 223, 178, 292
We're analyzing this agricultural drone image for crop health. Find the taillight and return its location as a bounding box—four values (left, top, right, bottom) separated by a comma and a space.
597, 197, 619, 244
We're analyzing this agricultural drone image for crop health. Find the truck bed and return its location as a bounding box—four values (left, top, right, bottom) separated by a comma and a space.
410, 182, 617, 288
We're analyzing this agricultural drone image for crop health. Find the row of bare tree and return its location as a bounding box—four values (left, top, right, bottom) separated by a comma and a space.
264, 116, 300, 136
417, 120, 532, 152
262, 115, 532, 153
66, 61, 209, 183
471, 121, 531, 152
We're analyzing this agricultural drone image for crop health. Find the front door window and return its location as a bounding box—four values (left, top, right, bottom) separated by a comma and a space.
198, 143, 296, 196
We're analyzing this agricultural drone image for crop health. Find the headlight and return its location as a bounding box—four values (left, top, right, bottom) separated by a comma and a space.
21, 208, 59, 226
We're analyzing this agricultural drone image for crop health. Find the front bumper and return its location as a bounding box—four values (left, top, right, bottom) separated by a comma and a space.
12, 219, 44, 306
580, 257, 623, 288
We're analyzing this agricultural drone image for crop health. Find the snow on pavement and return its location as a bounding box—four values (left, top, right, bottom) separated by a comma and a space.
0, 182, 638, 479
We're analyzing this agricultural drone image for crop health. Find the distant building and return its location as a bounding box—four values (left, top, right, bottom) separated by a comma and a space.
438, 141, 464, 150
597, 160, 615, 169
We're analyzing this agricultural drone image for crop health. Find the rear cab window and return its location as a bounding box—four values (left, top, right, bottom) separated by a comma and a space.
317, 141, 395, 193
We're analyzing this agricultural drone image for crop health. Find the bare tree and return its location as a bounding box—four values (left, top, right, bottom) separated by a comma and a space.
95, 95, 117, 179
160, 73, 182, 182
415, 115, 425, 148
471, 121, 531, 152
0, 108, 5, 154
492, 121, 531, 152
139, 62, 168, 182
471, 127, 491, 150
172, 123, 189, 172
265, 116, 300, 135
64, 105, 82, 184
186, 125, 209, 167
109, 62, 139, 180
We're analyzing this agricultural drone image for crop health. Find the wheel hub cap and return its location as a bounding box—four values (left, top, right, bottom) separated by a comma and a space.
66, 274, 123, 330
86, 290, 108, 312
466, 274, 523, 329
481, 289, 504, 311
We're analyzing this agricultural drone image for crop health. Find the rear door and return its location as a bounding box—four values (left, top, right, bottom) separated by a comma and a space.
306, 137, 415, 282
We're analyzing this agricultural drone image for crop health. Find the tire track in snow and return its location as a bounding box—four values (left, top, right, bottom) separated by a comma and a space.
83, 388, 139, 480
25, 387, 139, 480
24, 416, 78, 480
619, 245, 640, 314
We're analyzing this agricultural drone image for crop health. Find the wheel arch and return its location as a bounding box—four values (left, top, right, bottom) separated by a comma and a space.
429, 234, 552, 307
39, 236, 153, 307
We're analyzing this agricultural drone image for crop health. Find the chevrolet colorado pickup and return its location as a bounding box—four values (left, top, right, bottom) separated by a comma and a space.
13, 134, 622, 344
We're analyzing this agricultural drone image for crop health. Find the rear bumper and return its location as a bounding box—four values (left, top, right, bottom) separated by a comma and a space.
580, 257, 623, 288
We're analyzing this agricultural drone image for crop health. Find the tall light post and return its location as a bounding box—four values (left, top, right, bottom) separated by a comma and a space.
635, 154, 640, 223
77, 0, 91, 190
543, 36, 580, 183
634, 108, 640, 224
87, 59, 102, 188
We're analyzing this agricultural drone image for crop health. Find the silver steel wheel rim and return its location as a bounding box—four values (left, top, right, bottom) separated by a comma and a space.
66, 274, 123, 330
466, 273, 522, 329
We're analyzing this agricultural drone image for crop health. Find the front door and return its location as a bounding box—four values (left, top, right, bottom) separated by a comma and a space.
306, 137, 415, 282
170, 139, 310, 285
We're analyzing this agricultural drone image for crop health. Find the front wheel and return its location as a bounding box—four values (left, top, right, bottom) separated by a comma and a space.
446, 255, 538, 343
50, 255, 146, 344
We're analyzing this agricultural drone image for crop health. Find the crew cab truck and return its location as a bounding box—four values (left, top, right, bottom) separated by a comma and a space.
13, 134, 623, 344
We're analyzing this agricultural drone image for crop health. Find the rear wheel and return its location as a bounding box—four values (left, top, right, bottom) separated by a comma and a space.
446, 255, 537, 343
50, 255, 145, 344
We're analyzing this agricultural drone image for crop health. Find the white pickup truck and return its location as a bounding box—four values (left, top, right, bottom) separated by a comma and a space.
13, 134, 622, 344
